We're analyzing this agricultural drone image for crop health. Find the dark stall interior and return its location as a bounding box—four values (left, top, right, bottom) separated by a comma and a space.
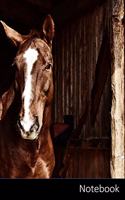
0, 0, 111, 178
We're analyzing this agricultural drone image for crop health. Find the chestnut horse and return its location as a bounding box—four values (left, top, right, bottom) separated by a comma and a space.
0, 15, 55, 178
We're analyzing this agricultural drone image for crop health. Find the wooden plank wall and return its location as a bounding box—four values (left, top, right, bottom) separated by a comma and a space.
66, 146, 110, 178
110, 0, 125, 178
53, 1, 111, 139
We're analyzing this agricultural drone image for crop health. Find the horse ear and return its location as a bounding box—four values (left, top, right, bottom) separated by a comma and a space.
42, 15, 55, 45
0, 21, 24, 46
0, 85, 15, 120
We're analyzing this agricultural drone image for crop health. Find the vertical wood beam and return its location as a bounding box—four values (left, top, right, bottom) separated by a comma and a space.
111, 0, 124, 178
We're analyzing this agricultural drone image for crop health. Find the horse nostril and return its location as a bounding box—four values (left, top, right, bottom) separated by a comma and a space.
30, 117, 39, 132
17, 119, 23, 130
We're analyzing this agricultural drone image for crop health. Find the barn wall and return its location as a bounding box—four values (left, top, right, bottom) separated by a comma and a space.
53, 1, 111, 139
65, 146, 110, 178
110, 0, 125, 178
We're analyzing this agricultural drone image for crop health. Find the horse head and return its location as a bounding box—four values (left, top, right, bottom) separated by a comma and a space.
0, 15, 55, 140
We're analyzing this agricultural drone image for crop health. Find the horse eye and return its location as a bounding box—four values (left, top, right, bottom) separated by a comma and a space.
11, 62, 17, 69
45, 63, 51, 70
12, 61, 16, 67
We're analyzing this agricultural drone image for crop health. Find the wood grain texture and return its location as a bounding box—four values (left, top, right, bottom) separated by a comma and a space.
111, 0, 125, 178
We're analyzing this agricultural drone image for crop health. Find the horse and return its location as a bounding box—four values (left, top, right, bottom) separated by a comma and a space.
0, 15, 55, 178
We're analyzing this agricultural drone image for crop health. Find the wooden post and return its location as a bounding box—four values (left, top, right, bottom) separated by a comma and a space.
111, 0, 125, 178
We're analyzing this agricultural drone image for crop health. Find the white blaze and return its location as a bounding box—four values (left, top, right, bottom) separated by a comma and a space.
22, 47, 38, 132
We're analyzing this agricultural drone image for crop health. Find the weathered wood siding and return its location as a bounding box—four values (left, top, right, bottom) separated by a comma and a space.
53, 1, 111, 139
110, 0, 125, 178
53, 138, 110, 178
66, 146, 110, 178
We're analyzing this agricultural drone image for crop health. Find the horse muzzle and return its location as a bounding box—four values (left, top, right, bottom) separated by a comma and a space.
17, 116, 40, 140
